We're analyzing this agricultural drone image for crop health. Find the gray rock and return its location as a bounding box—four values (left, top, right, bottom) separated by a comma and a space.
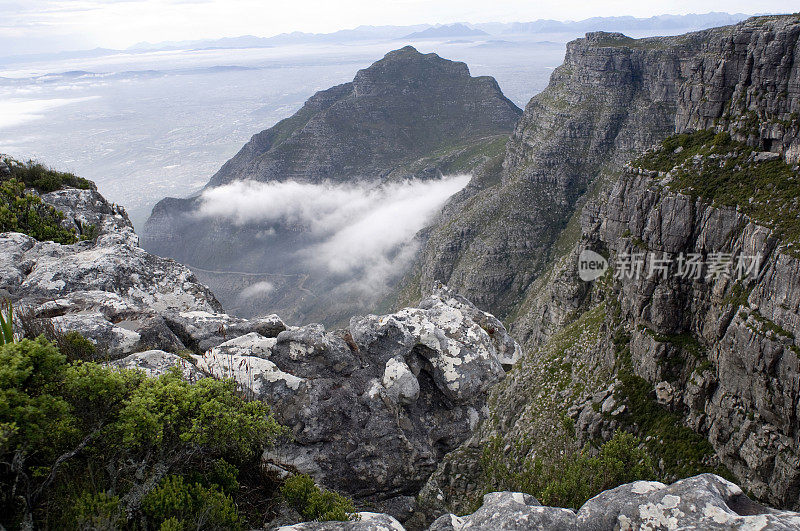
576, 474, 800, 530
274, 323, 359, 378
276, 512, 405, 530
209, 331, 276, 358
382, 356, 420, 405
430, 490, 576, 530
0, 188, 286, 360
754, 151, 780, 162
350, 285, 507, 404
195, 348, 304, 400
111, 350, 202, 380
260, 286, 519, 499
164, 311, 286, 352
424, 475, 800, 530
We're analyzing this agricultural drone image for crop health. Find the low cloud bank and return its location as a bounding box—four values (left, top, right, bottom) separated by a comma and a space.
197, 175, 470, 296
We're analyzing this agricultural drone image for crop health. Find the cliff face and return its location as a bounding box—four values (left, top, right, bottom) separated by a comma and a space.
401, 15, 800, 318
415, 15, 800, 518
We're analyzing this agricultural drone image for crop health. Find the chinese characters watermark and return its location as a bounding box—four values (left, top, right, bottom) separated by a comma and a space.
578, 249, 762, 282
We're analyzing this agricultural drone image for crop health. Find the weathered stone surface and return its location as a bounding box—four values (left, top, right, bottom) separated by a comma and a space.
262, 284, 517, 500
195, 348, 304, 400
382, 356, 420, 405
276, 512, 405, 531
164, 311, 286, 352
285, 475, 800, 530
350, 285, 507, 404
0, 188, 283, 359
209, 331, 277, 358
111, 350, 202, 380
576, 474, 800, 530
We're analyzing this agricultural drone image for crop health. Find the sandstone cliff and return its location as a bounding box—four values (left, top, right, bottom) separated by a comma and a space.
402, 15, 800, 318
413, 14, 800, 519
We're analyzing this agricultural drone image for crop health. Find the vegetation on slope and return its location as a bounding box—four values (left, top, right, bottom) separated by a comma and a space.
611, 330, 732, 482
0, 327, 357, 529
281, 474, 359, 523
482, 430, 654, 510
0, 158, 99, 244
0, 336, 287, 528
633, 129, 800, 245
2, 157, 93, 193
0, 179, 79, 244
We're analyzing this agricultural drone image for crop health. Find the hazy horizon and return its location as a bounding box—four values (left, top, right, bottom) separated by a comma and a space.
1, 0, 792, 56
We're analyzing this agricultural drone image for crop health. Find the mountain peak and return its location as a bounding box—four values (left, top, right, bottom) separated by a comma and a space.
352, 46, 471, 93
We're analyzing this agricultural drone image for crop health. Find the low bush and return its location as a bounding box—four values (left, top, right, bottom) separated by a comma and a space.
481, 430, 655, 510
0, 337, 286, 529
280, 474, 358, 522
3, 157, 93, 193
0, 178, 78, 244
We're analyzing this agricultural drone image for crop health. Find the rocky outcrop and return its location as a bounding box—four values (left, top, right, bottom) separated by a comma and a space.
280, 475, 800, 530
255, 284, 516, 502
109, 282, 520, 515
0, 187, 286, 358
2, 181, 522, 521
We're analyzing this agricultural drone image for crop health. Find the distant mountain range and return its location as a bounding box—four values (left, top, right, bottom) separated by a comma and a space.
0, 12, 752, 64
403, 23, 489, 40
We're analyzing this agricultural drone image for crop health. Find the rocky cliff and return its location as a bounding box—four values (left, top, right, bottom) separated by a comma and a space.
0, 173, 523, 524
141, 46, 521, 326
400, 14, 800, 318
409, 14, 800, 520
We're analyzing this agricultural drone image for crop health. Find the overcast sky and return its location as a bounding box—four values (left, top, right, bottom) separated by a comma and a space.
1, 0, 796, 55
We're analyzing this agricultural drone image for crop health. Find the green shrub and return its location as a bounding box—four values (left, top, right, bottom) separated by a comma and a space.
58, 330, 98, 361
0, 337, 286, 528
612, 334, 732, 481
0, 178, 78, 244
79, 222, 99, 241
141, 475, 241, 530
72, 491, 125, 530
3, 157, 93, 193
481, 430, 655, 510
281, 474, 358, 522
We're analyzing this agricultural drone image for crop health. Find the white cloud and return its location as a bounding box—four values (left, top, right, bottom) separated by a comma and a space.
197, 175, 470, 295
239, 280, 275, 299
